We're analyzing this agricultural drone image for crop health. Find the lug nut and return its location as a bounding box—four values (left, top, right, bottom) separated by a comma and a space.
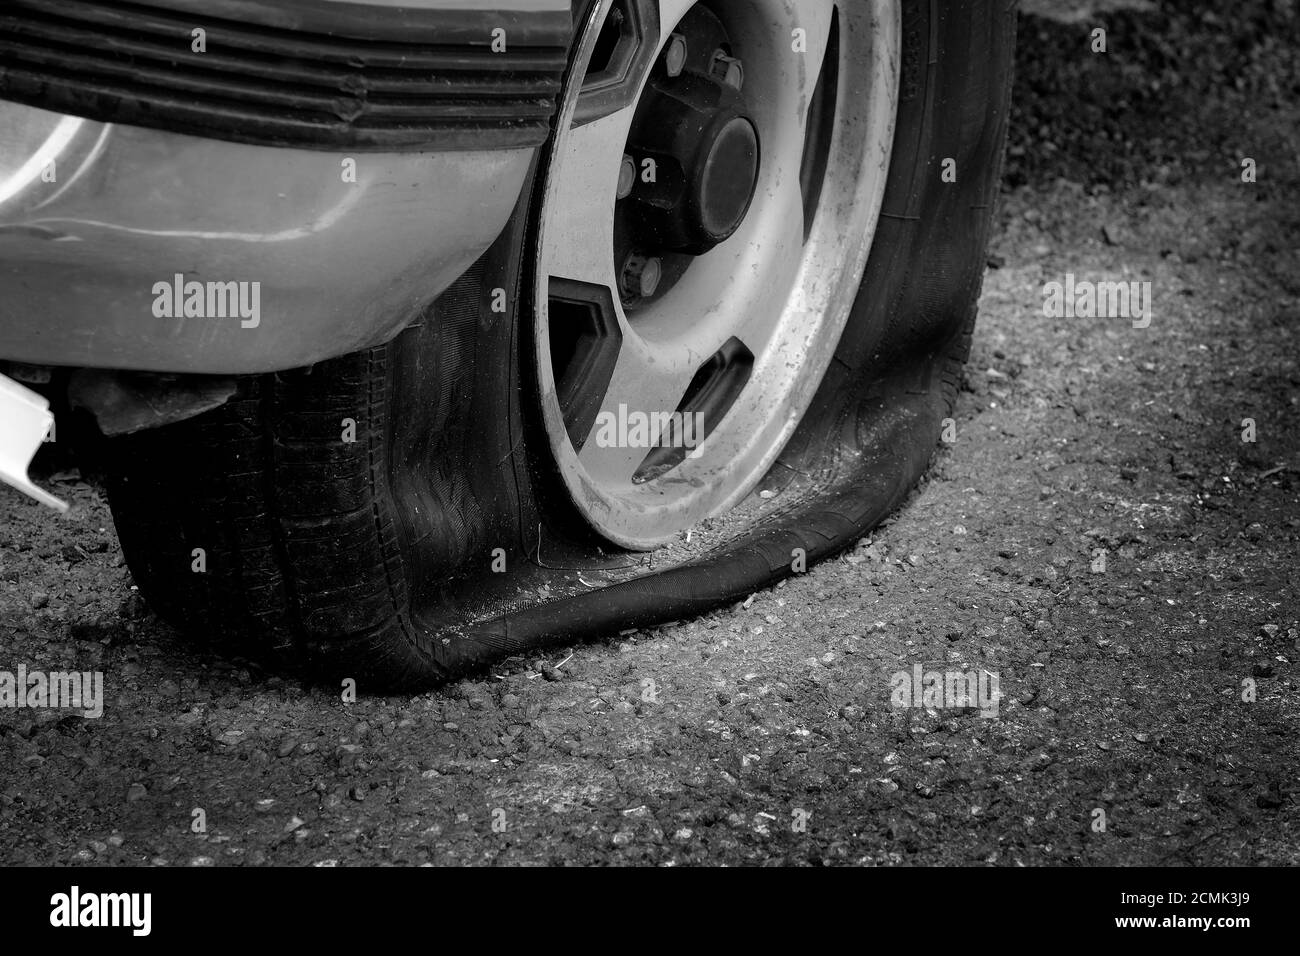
621, 253, 663, 299
617, 154, 636, 200
664, 33, 688, 77
709, 51, 744, 90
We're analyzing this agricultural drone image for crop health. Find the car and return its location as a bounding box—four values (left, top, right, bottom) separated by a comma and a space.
0, 0, 1017, 687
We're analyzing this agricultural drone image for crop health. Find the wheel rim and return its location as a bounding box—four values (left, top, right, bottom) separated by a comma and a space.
535, 0, 901, 549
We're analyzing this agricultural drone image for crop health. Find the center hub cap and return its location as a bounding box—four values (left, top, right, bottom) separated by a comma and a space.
623, 74, 760, 256
699, 115, 759, 241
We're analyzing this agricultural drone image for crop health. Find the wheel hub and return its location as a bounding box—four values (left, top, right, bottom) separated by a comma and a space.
617, 6, 760, 295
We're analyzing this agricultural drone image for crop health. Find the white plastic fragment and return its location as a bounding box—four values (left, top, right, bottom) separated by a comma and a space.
0, 372, 67, 512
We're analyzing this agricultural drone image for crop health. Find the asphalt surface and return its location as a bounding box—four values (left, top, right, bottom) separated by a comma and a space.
1, 0, 1297, 865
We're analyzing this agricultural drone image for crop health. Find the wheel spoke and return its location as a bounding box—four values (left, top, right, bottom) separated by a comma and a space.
788, 0, 838, 121
577, 334, 701, 486
541, 103, 638, 292
670, 166, 808, 363
655, 0, 699, 32
746, 170, 810, 345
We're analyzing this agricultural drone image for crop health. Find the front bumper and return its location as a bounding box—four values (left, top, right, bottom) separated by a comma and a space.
0, 104, 536, 373
0, 0, 573, 374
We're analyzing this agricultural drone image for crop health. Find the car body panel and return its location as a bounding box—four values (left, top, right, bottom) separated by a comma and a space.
0, 0, 573, 373
0, 104, 536, 373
